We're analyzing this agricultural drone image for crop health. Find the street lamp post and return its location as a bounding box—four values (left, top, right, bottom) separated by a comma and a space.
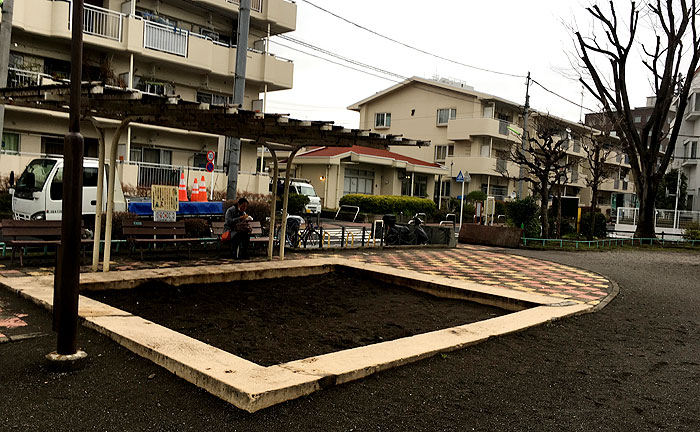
47, 0, 87, 368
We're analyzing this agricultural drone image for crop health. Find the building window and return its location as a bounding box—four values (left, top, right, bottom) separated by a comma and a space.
343, 169, 374, 195
434, 179, 451, 200
573, 140, 581, 153
375, 112, 391, 128
1, 132, 20, 154
634, 115, 642, 123
131, 147, 172, 166
193, 152, 213, 168
196, 91, 232, 106
413, 174, 428, 197
434, 145, 454, 162
133, 76, 175, 96
437, 108, 457, 126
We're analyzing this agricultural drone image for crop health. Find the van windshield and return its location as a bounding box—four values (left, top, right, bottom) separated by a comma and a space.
298, 185, 316, 197
15, 159, 57, 198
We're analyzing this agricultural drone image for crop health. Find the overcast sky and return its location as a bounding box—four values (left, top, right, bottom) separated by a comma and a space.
264, 0, 660, 129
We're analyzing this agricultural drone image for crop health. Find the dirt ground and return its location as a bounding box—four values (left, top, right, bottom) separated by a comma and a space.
1, 248, 699, 431
85, 272, 505, 366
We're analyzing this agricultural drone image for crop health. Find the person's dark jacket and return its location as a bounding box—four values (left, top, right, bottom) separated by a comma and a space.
225, 205, 246, 232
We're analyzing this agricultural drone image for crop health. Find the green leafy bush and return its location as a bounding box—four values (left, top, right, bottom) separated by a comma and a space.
683, 221, 700, 241
277, 193, 310, 216
466, 191, 487, 203
339, 194, 437, 216
580, 212, 608, 239
185, 218, 210, 238
505, 197, 540, 237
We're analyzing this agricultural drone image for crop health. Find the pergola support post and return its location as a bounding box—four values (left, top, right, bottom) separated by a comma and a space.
87, 118, 106, 272
278, 148, 300, 260
103, 119, 131, 272
265, 145, 278, 260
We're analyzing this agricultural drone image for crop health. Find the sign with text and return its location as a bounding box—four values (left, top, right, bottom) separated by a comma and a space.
151, 185, 179, 212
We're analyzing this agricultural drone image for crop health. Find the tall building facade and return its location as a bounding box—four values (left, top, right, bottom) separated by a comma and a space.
1, 0, 296, 195
673, 73, 700, 211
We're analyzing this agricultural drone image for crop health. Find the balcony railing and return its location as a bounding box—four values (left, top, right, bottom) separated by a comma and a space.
7, 68, 54, 88
226, 0, 264, 13
69, 2, 124, 41
143, 20, 189, 57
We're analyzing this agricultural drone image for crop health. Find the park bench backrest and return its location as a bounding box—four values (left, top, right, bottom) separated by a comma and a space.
122, 220, 188, 239
211, 221, 225, 236
1, 219, 63, 239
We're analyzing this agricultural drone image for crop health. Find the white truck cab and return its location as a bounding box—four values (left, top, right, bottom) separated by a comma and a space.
10, 158, 126, 222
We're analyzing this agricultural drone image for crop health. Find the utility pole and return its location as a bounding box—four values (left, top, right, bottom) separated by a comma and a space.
47, 0, 87, 368
0, 0, 15, 142
518, 72, 531, 200
226, 0, 251, 200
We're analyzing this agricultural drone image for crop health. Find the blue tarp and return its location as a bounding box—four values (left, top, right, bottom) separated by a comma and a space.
128, 201, 224, 217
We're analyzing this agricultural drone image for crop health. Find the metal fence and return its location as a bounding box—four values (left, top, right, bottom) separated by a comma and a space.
617, 207, 700, 230
134, 162, 181, 188
143, 20, 189, 57
7, 68, 52, 88
83, 3, 123, 41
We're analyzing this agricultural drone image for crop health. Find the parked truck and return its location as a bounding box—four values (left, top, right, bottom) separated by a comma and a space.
9, 158, 127, 223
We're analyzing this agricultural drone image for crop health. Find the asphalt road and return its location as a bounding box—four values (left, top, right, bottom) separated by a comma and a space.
1, 248, 699, 431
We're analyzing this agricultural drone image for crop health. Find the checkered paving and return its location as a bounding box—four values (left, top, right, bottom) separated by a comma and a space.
339, 246, 611, 305
0, 246, 611, 305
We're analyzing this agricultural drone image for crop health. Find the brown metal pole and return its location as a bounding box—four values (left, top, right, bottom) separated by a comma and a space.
54, 0, 85, 355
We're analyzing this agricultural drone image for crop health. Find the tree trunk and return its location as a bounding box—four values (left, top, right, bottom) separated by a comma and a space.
588, 185, 598, 241
540, 186, 549, 239
635, 180, 657, 238
557, 186, 562, 238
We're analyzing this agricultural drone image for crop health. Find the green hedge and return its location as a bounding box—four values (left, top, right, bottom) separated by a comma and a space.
339, 194, 437, 216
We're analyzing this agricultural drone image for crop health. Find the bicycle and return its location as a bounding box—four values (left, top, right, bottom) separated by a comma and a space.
297, 216, 321, 248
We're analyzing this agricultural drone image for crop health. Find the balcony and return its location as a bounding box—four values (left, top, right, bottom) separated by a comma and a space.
143, 20, 189, 57
11, 0, 294, 90
447, 117, 522, 143
227, 0, 264, 13
447, 156, 520, 177
6, 68, 58, 88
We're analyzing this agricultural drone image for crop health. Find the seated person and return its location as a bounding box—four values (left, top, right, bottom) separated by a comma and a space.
224, 198, 251, 259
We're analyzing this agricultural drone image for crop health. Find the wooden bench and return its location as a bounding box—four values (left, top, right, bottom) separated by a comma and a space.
1, 219, 93, 267
213, 220, 270, 253
122, 220, 200, 260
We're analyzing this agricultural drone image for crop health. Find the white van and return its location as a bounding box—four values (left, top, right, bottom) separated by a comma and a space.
290, 180, 322, 214
10, 158, 126, 222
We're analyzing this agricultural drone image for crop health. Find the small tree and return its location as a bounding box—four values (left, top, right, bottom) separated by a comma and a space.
499, 115, 577, 238
573, 0, 700, 237
580, 127, 619, 240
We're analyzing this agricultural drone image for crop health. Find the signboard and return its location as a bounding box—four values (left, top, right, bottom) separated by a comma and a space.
456, 171, 464, 183
154, 210, 177, 222
151, 185, 179, 212
206, 161, 215, 173
207, 151, 216, 162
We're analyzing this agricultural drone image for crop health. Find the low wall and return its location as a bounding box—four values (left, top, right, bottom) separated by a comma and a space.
458, 224, 522, 248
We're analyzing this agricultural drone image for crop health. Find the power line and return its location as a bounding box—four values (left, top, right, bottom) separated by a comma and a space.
531, 79, 596, 113
269, 40, 403, 83
296, 0, 526, 79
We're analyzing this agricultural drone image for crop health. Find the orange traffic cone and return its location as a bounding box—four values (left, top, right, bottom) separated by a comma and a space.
192, 178, 199, 202
178, 172, 188, 202
200, 175, 207, 202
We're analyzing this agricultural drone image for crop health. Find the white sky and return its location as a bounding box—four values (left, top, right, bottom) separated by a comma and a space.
264, 0, 658, 129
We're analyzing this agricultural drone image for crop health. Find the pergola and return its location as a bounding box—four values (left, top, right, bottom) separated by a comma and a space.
0, 83, 430, 270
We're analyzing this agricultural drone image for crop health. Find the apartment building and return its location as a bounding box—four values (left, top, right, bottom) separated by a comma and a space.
673, 73, 700, 211
349, 76, 633, 215
0, 0, 296, 195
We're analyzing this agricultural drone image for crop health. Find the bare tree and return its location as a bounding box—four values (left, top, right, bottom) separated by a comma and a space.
499, 115, 576, 238
574, 0, 700, 237
580, 126, 619, 239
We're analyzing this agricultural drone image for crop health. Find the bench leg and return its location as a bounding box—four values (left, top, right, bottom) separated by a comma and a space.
10, 247, 15, 265
19, 247, 24, 268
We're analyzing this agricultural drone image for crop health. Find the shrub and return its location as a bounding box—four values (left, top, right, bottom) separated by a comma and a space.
225, 194, 273, 222
339, 194, 437, 217
580, 212, 608, 239
495, 200, 506, 217
277, 193, 309, 216
185, 218, 211, 238
433, 204, 475, 223
505, 197, 540, 237
101, 211, 137, 240
466, 190, 487, 203
683, 221, 700, 241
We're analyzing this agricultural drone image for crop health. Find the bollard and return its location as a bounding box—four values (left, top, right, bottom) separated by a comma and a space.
341, 226, 346, 248
361, 227, 366, 247
319, 227, 323, 249
346, 232, 355, 247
